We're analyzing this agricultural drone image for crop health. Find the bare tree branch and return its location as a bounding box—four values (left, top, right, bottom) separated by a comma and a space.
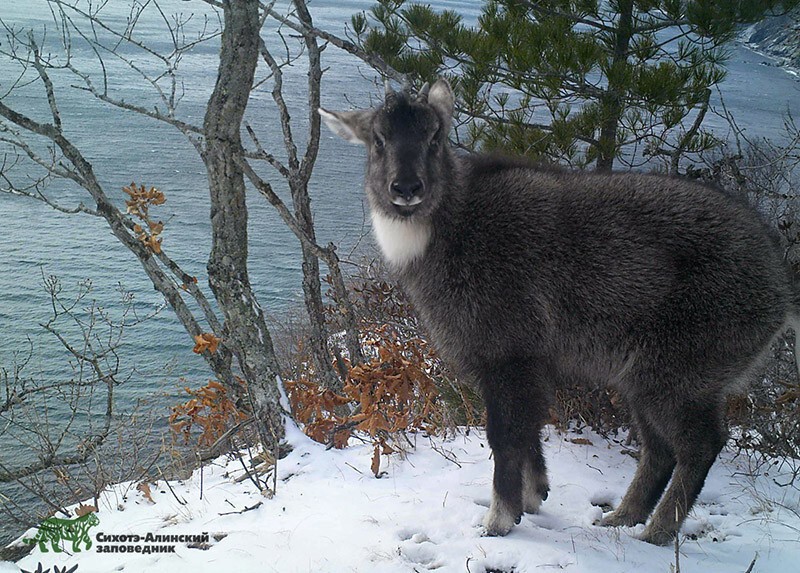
262, 2, 408, 85
239, 156, 363, 367
0, 98, 234, 387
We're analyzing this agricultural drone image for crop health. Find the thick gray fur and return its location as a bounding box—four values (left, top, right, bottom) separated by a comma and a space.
320, 80, 799, 545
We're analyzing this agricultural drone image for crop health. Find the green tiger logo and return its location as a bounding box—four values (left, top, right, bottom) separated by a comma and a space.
23, 512, 100, 553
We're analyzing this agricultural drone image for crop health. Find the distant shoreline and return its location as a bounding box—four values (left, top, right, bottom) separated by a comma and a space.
739, 11, 800, 79
743, 40, 800, 79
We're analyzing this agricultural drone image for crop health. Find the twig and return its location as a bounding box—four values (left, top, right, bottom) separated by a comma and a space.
744, 553, 758, 573
218, 501, 263, 516
345, 462, 363, 475
156, 467, 188, 506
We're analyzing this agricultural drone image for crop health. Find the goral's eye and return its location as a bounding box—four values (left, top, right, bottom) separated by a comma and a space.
429, 129, 441, 151
374, 135, 385, 151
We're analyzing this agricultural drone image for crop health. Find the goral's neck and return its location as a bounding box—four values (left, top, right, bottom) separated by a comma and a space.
370, 211, 432, 269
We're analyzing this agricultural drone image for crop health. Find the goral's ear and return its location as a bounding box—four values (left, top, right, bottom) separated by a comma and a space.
427, 79, 454, 132
318, 108, 374, 145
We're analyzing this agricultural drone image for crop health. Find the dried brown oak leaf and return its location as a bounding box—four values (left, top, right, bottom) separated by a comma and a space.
193, 333, 221, 354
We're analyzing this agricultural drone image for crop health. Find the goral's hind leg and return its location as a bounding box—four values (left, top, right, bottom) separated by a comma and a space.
640, 400, 727, 545
604, 410, 675, 527
481, 358, 551, 536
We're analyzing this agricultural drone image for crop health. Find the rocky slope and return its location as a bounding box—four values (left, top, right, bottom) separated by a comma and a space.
745, 8, 800, 71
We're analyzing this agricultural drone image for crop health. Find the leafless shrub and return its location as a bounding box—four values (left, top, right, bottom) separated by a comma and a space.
727, 337, 800, 482
0, 276, 163, 549
550, 384, 630, 437
689, 121, 800, 482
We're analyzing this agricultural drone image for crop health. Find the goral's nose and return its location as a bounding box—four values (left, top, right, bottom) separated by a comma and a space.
390, 178, 423, 202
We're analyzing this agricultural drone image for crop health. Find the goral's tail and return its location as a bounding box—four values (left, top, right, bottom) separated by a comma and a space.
792, 315, 800, 378
787, 255, 800, 376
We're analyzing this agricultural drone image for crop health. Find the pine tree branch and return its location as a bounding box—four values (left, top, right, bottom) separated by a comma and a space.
517, 0, 615, 32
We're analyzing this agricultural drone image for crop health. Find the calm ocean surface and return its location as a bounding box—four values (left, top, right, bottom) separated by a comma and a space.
0, 0, 798, 543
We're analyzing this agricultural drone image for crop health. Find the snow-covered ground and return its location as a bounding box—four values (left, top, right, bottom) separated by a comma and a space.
4, 423, 800, 573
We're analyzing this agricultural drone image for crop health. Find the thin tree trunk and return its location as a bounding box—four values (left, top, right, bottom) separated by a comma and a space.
204, 0, 285, 443
596, 0, 634, 172
293, 0, 338, 390
289, 0, 361, 390
296, 205, 340, 389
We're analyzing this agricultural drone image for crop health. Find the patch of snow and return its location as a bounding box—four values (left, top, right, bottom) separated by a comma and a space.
7, 427, 800, 573
275, 374, 292, 413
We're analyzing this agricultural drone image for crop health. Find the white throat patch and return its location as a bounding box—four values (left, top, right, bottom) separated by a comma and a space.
371, 211, 431, 268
